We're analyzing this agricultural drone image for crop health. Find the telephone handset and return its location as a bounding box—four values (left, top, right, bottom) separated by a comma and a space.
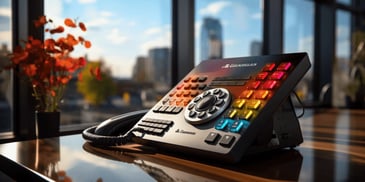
83, 52, 311, 163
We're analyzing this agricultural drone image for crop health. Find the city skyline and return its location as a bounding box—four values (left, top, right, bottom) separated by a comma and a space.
2, 0, 349, 80
0, 0, 265, 79
200, 17, 223, 62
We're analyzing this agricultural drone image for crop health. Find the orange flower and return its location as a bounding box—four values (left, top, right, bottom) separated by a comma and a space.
34, 15, 47, 27
50, 26, 65, 34
64, 18, 77, 28
84, 40, 92, 48
23, 64, 37, 77
79, 22, 87, 31
2, 15, 100, 112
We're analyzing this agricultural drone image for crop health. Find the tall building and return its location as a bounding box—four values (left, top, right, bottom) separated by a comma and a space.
200, 17, 223, 62
148, 47, 171, 87
250, 41, 262, 56
132, 56, 149, 82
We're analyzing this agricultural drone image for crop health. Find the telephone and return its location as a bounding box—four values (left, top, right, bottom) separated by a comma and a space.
83, 52, 311, 163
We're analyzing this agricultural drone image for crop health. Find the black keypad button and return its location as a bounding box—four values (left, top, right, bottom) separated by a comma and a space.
153, 105, 162, 112
197, 111, 206, 118
187, 103, 195, 110
198, 84, 207, 90
213, 88, 221, 95
205, 132, 220, 144
172, 107, 183, 114
138, 118, 174, 136
189, 111, 197, 117
198, 76, 208, 82
208, 107, 217, 114
215, 99, 224, 106
219, 135, 235, 147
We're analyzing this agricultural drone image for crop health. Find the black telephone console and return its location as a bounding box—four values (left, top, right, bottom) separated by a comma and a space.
83, 52, 311, 163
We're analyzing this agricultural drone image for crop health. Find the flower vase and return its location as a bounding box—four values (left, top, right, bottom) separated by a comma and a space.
36, 111, 60, 138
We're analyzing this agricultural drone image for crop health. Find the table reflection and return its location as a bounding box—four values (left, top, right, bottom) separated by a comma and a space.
82, 142, 303, 182
1, 109, 365, 181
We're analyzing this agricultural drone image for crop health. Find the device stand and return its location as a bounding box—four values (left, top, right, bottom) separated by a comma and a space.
245, 97, 303, 155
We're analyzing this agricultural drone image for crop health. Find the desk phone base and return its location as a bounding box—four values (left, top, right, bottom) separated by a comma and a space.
132, 53, 310, 163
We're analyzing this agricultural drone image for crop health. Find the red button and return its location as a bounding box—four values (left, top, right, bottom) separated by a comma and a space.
256, 72, 269, 80
270, 71, 285, 80
262, 80, 277, 89
246, 81, 261, 89
277, 62, 292, 71
263, 63, 276, 71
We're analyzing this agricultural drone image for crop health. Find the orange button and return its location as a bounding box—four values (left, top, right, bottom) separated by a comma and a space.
183, 91, 191, 97
176, 91, 183, 97
253, 90, 270, 100
239, 90, 253, 99
176, 84, 184, 90
184, 84, 191, 90
183, 77, 191, 82
169, 91, 176, 97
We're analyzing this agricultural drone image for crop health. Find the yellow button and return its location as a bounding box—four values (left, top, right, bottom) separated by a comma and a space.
227, 109, 238, 119
240, 110, 253, 120
232, 99, 246, 109
246, 100, 261, 110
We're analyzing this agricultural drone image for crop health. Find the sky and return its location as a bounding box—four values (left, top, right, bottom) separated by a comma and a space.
0, 0, 351, 78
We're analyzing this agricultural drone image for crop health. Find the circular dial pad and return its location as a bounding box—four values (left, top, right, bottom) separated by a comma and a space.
185, 88, 231, 125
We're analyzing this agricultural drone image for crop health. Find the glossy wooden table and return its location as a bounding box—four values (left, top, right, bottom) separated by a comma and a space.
0, 109, 365, 181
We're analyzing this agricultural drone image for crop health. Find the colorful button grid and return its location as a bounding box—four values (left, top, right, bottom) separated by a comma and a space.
153, 75, 208, 114
215, 61, 293, 133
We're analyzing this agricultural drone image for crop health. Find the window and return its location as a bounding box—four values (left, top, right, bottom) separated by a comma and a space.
284, 0, 314, 104
0, 0, 12, 133
44, 0, 172, 127
337, 0, 351, 5
195, 0, 263, 65
334, 10, 352, 107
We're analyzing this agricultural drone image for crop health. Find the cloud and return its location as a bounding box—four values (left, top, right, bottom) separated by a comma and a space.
140, 28, 171, 55
44, 0, 63, 21
0, 7, 11, 17
224, 39, 235, 46
199, 1, 232, 16
78, 0, 96, 4
0, 31, 11, 48
100, 11, 113, 17
144, 27, 162, 36
86, 17, 111, 28
107, 28, 128, 44
251, 12, 262, 20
